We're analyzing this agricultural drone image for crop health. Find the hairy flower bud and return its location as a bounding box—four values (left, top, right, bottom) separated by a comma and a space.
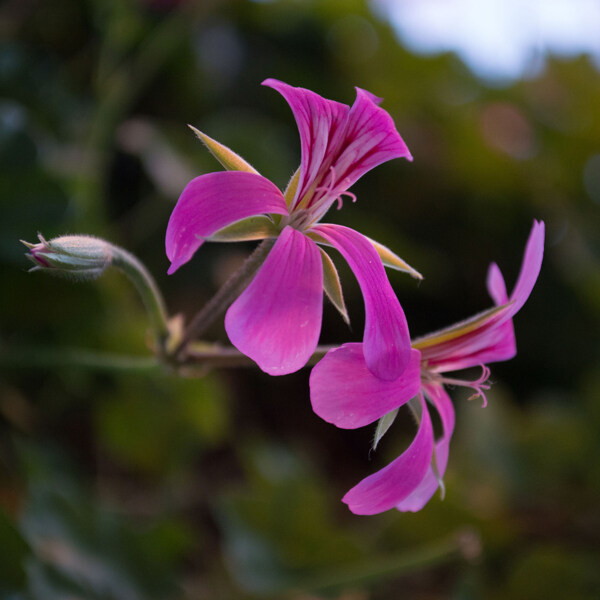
22, 234, 112, 280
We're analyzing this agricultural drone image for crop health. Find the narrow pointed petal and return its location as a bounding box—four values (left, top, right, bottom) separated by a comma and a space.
166, 171, 288, 274
343, 395, 434, 515
311, 224, 411, 380
487, 262, 508, 305
188, 126, 259, 173
225, 226, 323, 375
263, 79, 349, 208
310, 344, 421, 429
396, 385, 455, 512
509, 219, 545, 311
415, 220, 544, 371
333, 88, 412, 190
484, 262, 516, 362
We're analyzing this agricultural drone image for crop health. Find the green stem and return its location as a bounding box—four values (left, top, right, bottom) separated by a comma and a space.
1, 346, 161, 374
173, 238, 276, 360
276, 528, 480, 597
2, 343, 337, 375
110, 244, 170, 352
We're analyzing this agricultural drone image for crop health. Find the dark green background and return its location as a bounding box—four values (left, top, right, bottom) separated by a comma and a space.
1, 0, 599, 598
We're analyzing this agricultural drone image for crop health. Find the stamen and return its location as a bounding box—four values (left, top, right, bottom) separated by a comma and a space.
425, 364, 491, 407
309, 166, 355, 218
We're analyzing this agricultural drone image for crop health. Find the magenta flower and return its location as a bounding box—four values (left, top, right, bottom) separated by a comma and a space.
310, 221, 545, 514
166, 79, 415, 378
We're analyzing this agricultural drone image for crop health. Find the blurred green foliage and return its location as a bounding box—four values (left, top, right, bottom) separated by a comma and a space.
1, 0, 599, 598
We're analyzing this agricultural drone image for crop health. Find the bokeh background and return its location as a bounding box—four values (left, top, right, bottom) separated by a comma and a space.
1, 0, 599, 598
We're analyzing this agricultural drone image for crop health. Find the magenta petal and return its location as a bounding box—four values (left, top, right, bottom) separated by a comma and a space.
509, 220, 545, 312
333, 87, 412, 189
343, 395, 434, 515
420, 220, 544, 371
165, 171, 288, 274
262, 79, 349, 209
487, 262, 509, 305
396, 384, 455, 512
311, 224, 411, 380
224, 226, 323, 375
310, 344, 421, 429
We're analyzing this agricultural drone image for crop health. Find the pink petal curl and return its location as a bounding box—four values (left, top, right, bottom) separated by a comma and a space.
262, 79, 411, 214
420, 220, 544, 371
224, 226, 323, 376
262, 79, 349, 210
342, 394, 434, 515
166, 171, 288, 274
333, 87, 413, 190
310, 344, 421, 429
396, 384, 455, 512
311, 223, 411, 381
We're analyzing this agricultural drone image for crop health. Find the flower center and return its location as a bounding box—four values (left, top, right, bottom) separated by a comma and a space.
298, 166, 355, 226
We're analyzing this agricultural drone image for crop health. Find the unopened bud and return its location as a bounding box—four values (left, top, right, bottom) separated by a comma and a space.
22, 234, 112, 280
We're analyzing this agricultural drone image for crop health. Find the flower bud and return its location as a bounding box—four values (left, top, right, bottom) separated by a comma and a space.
22, 234, 112, 280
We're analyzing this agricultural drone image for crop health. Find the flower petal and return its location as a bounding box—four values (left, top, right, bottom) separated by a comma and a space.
486, 262, 508, 305
396, 384, 455, 512
333, 87, 412, 190
311, 224, 411, 380
416, 220, 544, 371
225, 226, 323, 375
310, 343, 421, 429
342, 394, 434, 515
509, 219, 545, 312
263, 79, 349, 210
166, 171, 288, 274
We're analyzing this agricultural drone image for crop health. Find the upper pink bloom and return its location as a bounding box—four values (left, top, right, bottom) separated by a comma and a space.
310, 221, 545, 514
166, 79, 413, 378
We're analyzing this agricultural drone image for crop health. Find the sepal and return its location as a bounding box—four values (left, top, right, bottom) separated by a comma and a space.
368, 238, 423, 280
188, 125, 258, 174
320, 248, 350, 325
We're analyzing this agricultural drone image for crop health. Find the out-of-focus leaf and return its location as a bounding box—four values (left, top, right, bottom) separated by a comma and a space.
0, 508, 31, 593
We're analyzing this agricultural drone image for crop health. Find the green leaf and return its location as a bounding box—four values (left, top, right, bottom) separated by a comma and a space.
0, 509, 31, 591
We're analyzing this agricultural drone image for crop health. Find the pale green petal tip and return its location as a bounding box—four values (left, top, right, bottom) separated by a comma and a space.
320, 248, 350, 326
369, 237, 423, 280
207, 216, 279, 243
188, 124, 258, 174
372, 408, 400, 452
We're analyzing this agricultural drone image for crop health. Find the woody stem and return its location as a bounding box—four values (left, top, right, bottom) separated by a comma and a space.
172, 238, 276, 360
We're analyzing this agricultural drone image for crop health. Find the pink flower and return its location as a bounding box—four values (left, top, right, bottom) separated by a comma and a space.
166, 80, 414, 378
310, 221, 545, 514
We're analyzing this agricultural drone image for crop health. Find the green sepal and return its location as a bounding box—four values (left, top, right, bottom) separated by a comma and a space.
207, 216, 279, 242
283, 167, 301, 207
320, 248, 350, 325
372, 407, 400, 452
368, 237, 423, 280
188, 125, 258, 174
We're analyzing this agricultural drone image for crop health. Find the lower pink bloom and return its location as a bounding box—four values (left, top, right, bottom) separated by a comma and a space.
310, 221, 545, 514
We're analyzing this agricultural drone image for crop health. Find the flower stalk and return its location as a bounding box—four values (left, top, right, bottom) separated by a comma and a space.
170, 238, 276, 361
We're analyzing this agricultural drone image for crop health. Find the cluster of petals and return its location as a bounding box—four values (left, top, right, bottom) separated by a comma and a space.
310, 220, 545, 515
166, 79, 414, 378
